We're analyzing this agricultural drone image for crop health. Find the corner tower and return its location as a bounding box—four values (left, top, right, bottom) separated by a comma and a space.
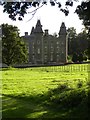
58, 22, 68, 63
34, 20, 43, 34
29, 20, 43, 64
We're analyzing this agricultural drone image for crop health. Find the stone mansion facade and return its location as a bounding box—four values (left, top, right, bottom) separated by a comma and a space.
22, 20, 68, 64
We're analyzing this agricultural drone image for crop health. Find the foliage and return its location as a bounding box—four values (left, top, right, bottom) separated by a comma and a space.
75, 1, 90, 32
2, 24, 28, 66
72, 52, 78, 62
67, 27, 88, 60
72, 52, 84, 63
0, 0, 78, 21
78, 52, 83, 63
76, 30, 88, 54
67, 27, 77, 55
2, 64, 89, 118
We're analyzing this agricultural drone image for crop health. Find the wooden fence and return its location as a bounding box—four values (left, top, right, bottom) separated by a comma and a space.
36, 64, 89, 72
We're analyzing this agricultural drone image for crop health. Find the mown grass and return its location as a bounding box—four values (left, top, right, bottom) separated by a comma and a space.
1, 64, 90, 119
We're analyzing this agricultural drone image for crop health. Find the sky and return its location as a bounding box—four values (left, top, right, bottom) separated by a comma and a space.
0, 0, 85, 36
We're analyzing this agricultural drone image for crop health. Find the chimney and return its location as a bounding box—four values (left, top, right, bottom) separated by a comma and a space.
25, 32, 28, 36
44, 29, 48, 35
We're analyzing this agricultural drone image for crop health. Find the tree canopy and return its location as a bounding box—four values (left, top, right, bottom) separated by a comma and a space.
0, 0, 90, 31
0, 0, 78, 21
2, 24, 28, 66
75, 0, 90, 32
67, 27, 88, 60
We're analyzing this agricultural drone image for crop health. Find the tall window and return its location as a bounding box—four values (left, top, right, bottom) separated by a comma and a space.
44, 55, 47, 62
57, 46, 59, 53
44, 46, 47, 53
32, 55, 35, 60
37, 48, 40, 54
50, 55, 53, 61
57, 55, 59, 62
32, 46, 34, 54
51, 46, 54, 53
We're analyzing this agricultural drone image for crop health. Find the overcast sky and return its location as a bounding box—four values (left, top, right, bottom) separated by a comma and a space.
0, 0, 85, 36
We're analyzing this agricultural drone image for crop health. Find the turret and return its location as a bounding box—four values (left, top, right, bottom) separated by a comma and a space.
58, 22, 68, 63
59, 22, 66, 36
34, 20, 43, 34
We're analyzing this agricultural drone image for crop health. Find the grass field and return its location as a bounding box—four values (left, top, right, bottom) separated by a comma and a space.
1, 64, 90, 119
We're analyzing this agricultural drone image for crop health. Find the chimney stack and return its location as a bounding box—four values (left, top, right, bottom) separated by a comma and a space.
25, 32, 28, 36
44, 29, 48, 35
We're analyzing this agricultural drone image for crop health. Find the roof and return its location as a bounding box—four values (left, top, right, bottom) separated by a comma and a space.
30, 27, 34, 35
59, 22, 66, 35
34, 20, 43, 33
61, 22, 66, 28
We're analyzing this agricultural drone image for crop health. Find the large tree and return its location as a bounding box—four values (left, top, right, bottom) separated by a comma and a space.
67, 27, 88, 59
2, 24, 28, 66
75, 0, 90, 32
0, 0, 89, 26
67, 27, 77, 55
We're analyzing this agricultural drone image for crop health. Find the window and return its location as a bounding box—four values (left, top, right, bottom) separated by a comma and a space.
44, 46, 47, 53
45, 46, 47, 49
44, 55, 47, 62
50, 55, 53, 61
32, 46, 34, 54
57, 55, 59, 62
37, 40, 40, 44
37, 48, 40, 54
32, 45, 34, 49
57, 46, 59, 53
56, 41, 59, 45
51, 46, 54, 52
32, 42, 34, 45
32, 55, 35, 60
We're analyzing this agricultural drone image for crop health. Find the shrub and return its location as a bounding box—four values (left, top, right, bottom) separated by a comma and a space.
77, 81, 83, 88
60, 89, 87, 108
72, 52, 78, 63
78, 53, 83, 63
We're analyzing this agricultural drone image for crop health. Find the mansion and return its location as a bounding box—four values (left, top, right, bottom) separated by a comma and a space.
22, 20, 68, 64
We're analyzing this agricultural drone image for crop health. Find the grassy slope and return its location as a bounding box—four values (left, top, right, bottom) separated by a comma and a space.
1, 64, 90, 119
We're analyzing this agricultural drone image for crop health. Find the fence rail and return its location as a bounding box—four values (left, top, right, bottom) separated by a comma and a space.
35, 64, 89, 72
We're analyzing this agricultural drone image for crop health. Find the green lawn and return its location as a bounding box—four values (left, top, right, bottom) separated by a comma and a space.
1, 64, 90, 119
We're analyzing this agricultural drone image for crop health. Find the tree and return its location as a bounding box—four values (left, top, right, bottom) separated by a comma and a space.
0, 0, 78, 21
76, 29, 88, 54
67, 27, 77, 55
2, 24, 28, 66
78, 52, 83, 63
75, 1, 90, 59
67, 27, 88, 57
72, 52, 78, 63
75, 1, 90, 32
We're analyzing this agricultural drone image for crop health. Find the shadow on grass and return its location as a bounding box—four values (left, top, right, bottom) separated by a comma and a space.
2, 84, 89, 119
